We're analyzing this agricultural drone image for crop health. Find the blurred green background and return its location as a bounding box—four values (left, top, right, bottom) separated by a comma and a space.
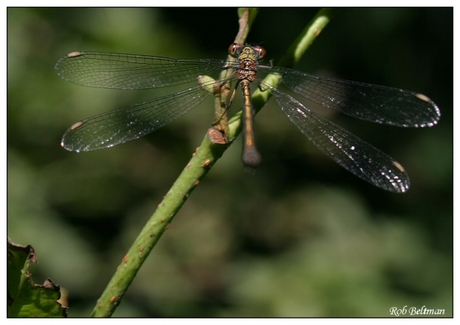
7, 8, 452, 317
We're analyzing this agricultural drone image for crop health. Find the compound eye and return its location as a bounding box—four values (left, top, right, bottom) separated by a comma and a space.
254, 46, 266, 59
228, 43, 241, 57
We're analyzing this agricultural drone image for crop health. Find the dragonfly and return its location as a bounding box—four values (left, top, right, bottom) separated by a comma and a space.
55, 43, 441, 193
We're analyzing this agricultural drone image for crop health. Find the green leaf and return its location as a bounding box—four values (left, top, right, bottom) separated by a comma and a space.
7, 239, 68, 317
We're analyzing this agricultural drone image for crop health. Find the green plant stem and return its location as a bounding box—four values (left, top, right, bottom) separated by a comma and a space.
90, 7, 334, 317
90, 134, 228, 317
90, 8, 256, 317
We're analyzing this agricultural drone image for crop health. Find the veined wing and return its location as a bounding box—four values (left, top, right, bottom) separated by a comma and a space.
272, 87, 410, 193
55, 51, 226, 90
61, 84, 212, 152
268, 66, 440, 128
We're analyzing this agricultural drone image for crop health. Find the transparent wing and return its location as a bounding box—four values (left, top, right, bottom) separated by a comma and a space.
267, 66, 441, 128
55, 51, 226, 90
61, 85, 211, 152
271, 87, 410, 193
